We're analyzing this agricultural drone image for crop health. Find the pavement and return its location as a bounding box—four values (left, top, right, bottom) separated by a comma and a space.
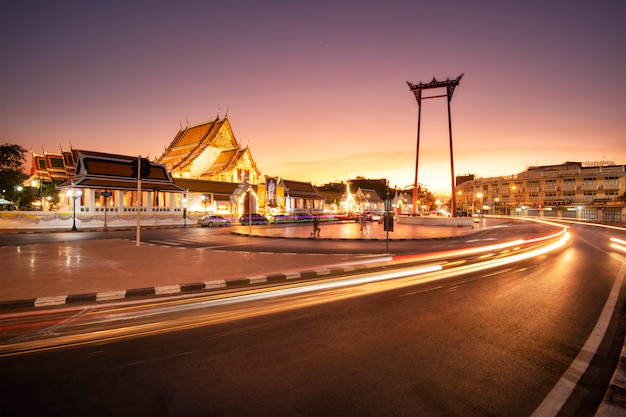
1, 218, 625, 416
0, 219, 485, 308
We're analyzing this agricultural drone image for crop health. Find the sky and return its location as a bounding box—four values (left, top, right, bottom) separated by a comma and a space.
1, 0, 624, 195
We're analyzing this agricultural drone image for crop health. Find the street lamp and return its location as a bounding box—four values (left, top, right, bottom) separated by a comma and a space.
476, 192, 483, 216
201, 194, 208, 215
67, 188, 82, 232
13, 185, 23, 209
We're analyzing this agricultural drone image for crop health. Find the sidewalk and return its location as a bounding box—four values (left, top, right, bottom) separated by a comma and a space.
0, 220, 488, 307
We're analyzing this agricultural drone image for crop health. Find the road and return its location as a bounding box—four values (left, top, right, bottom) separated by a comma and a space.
0, 223, 625, 416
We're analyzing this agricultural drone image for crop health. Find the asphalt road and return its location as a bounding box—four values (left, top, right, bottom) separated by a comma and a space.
1, 223, 625, 416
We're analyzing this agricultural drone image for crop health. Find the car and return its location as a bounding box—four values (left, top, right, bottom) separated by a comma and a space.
270, 214, 296, 223
294, 213, 314, 222
197, 215, 231, 227
239, 213, 269, 225
355, 212, 373, 222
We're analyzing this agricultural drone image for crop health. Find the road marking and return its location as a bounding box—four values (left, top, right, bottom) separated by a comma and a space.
531, 261, 626, 417
148, 240, 184, 246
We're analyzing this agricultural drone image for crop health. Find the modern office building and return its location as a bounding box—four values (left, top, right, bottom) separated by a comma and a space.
456, 161, 626, 223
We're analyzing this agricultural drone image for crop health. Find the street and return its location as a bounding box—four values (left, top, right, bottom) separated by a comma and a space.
1, 222, 625, 415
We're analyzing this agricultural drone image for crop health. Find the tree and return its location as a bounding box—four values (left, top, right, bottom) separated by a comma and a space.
0, 143, 28, 203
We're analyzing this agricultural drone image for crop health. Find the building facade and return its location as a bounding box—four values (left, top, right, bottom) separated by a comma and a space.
456, 161, 626, 223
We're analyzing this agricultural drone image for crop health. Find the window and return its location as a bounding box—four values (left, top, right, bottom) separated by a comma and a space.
581, 210, 598, 222
583, 177, 596, 186
604, 209, 620, 222
605, 176, 619, 185
583, 192, 596, 202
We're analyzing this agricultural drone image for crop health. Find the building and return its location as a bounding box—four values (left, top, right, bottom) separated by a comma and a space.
157, 116, 261, 184
257, 177, 325, 216
456, 161, 626, 222
57, 149, 185, 216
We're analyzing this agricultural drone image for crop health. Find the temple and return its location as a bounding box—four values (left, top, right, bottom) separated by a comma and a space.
157, 116, 260, 184
19, 115, 327, 221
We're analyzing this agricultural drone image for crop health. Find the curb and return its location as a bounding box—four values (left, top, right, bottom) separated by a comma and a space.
229, 232, 470, 241
596, 342, 626, 416
0, 262, 378, 311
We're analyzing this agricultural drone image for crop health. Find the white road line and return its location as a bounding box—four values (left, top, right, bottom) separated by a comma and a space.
531, 262, 626, 417
149, 240, 184, 246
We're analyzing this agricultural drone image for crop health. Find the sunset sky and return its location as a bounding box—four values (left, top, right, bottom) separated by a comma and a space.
1, 0, 624, 194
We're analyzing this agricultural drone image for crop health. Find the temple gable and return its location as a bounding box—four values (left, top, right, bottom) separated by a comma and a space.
157, 116, 261, 183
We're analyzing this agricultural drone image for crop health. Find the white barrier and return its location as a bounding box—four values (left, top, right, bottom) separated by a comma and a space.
0, 211, 201, 230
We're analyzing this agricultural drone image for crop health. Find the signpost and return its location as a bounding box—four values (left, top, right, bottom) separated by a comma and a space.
132, 156, 151, 246
384, 191, 394, 252
102, 191, 112, 231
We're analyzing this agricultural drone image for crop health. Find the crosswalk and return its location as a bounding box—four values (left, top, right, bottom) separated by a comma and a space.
140, 236, 229, 248
138, 235, 268, 250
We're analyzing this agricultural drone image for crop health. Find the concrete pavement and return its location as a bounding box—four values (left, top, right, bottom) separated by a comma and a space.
0, 220, 485, 308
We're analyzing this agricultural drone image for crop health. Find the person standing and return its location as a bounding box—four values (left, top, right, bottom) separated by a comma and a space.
313, 216, 321, 237
360, 212, 368, 233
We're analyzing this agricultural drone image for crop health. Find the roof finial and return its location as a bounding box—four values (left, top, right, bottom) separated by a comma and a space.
225, 105, 229, 118
186, 117, 189, 126
217, 106, 221, 119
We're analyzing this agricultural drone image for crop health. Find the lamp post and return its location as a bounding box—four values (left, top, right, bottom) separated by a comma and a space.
201, 194, 208, 215
248, 188, 253, 235
476, 192, 483, 216
31, 179, 43, 210
68, 188, 82, 232
13, 185, 23, 209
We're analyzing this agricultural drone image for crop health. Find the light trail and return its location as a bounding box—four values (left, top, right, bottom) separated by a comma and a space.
0, 229, 569, 357
610, 237, 626, 253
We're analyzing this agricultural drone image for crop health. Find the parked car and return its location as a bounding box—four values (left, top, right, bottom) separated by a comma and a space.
197, 215, 231, 227
239, 213, 269, 225
355, 212, 373, 222
270, 214, 296, 223
294, 213, 314, 222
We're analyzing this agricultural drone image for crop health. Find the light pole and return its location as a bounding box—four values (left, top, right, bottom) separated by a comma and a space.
68, 188, 82, 232
248, 188, 253, 235
31, 179, 43, 210
13, 185, 23, 209
201, 194, 208, 215
476, 192, 483, 216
